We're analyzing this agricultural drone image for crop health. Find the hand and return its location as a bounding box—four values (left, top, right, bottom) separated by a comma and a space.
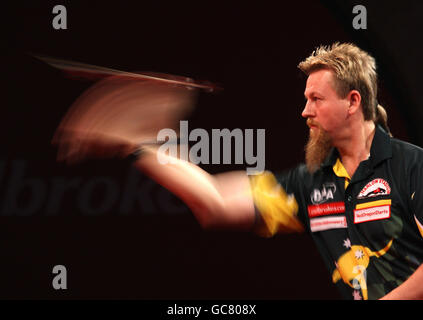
52, 76, 197, 164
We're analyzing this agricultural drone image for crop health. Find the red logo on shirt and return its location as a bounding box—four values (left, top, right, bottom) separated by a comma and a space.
354, 204, 391, 223
307, 201, 346, 218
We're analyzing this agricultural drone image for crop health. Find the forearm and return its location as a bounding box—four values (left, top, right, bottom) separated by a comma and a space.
380, 264, 423, 300
133, 146, 255, 229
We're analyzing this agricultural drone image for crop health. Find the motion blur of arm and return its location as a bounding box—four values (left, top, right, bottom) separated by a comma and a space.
48, 73, 256, 230
134, 145, 256, 230
53, 130, 302, 234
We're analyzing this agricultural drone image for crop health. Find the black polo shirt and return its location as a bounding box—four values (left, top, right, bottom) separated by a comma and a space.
250, 125, 423, 300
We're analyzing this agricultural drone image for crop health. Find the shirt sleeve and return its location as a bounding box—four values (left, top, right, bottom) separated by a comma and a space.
249, 167, 307, 237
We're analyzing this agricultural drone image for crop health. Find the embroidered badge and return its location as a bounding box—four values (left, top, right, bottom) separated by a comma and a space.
357, 178, 391, 199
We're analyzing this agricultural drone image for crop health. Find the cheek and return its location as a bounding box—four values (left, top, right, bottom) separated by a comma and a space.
315, 106, 334, 129
316, 102, 346, 131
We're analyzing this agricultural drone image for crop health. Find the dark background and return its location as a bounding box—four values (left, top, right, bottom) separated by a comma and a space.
3, 0, 422, 299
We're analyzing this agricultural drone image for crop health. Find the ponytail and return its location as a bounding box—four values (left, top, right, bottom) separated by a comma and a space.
375, 104, 392, 137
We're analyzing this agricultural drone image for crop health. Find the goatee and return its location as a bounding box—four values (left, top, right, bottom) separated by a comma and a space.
305, 120, 332, 174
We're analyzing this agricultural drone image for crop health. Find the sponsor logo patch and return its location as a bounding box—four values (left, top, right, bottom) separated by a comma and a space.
357, 179, 391, 199
308, 201, 345, 218
310, 183, 336, 204
354, 204, 391, 224
310, 216, 347, 232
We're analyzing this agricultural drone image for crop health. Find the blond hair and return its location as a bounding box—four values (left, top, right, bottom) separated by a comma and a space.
298, 42, 391, 134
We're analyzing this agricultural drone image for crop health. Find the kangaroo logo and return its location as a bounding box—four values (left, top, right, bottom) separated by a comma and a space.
332, 239, 393, 300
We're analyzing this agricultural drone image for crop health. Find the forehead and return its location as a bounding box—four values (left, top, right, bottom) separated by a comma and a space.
304, 69, 337, 96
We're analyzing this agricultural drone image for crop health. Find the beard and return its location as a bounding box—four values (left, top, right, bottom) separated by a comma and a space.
305, 119, 333, 174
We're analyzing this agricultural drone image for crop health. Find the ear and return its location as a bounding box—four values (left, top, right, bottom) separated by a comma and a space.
347, 90, 362, 115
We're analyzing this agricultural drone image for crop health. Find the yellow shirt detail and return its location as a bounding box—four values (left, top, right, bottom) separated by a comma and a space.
249, 172, 304, 237
414, 215, 423, 239
333, 158, 351, 189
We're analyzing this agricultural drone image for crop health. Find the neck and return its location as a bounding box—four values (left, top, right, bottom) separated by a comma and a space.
334, 121, 376, 178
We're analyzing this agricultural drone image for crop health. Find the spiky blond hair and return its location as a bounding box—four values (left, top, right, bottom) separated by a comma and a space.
298, 43, 379, 121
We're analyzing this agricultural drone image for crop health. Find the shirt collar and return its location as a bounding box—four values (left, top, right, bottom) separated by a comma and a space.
321, 124, 392, 169
368, 124, 392, 167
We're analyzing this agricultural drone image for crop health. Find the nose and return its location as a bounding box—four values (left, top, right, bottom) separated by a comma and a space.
301, 100, 314, 119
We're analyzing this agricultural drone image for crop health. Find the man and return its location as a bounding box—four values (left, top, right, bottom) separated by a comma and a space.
55, 43, 423, 300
